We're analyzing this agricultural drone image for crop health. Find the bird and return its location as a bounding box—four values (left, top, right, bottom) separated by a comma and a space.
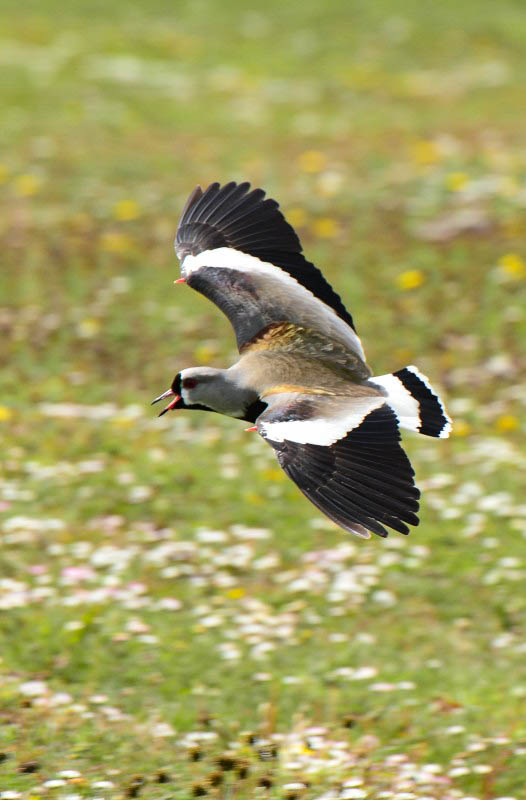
152, 181, 451, 539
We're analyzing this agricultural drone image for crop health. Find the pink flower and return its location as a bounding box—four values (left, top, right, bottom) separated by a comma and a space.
28, 564, 48, 575
61, 566, 96, 583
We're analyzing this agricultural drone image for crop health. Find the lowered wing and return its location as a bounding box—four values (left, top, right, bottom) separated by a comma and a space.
175, 182, 366, 364
254, 389, 420, 538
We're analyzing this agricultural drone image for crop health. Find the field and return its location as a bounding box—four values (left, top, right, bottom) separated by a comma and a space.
1, 0, 526, 797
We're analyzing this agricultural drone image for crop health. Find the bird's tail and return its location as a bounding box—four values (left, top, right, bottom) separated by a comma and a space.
371, 365, 452, 438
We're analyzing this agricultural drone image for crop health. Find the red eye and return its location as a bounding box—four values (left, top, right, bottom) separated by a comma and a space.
182, 377, 198, 390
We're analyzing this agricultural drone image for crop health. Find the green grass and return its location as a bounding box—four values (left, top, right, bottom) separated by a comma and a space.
1, 0, 526, 797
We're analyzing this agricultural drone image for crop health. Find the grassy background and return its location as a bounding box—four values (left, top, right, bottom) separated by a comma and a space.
1, 0, 526, 797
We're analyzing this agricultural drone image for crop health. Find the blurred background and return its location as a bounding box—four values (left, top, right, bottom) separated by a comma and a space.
1, 0, 526, 797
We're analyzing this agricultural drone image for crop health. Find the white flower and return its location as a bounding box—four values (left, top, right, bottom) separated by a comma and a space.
371, 590, 396, 607
63, 620, 85, 631
125, 618, 151, 634
156, 597, 182, 611
449, 766, 470, 776
352, 666, 378, 681
200, 615, 224, 628
492, 633, 515, 649
217, 643, 241, 660
49, 692, 73, 706
19, 680, 48, 696
251, 641, 275, 658
128, 485, 153, 503
151, 722, 176, 737
444, 725, 465, 734
196, 529, 228, 542
89, 694, 109, 704
231, 525, 271, 539
421, 763, 442, 773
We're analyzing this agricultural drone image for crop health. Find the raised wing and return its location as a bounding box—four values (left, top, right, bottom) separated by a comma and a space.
255, 391, 420, 538
175, 182, 366, 362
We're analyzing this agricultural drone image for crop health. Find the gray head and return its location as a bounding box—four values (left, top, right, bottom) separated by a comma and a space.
152, 366, 266, 422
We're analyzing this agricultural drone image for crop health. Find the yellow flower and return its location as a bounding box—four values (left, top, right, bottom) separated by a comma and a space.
227, 588, 245, 599
0, 164, 9, 184
77, 318, 101, 339
411, 140, 440, 166
498, 253, 526, 279
0, 406, 13, 422
194, 343, 218, 364
13, 174, 41, 197
445, 172, 469, 192
100, 231, 133, 253
111, 416, 134, 428
495, 414, 519, 433
297, 150, 327, 174
396, 269, 425, 290
113, 199, 141, 221
245, 492, 264, 505
262, 468, 285, 482
498, 176, 518, 197
286, 207, 307, 228
452, 420, 471, 437
312, 217, 340, 239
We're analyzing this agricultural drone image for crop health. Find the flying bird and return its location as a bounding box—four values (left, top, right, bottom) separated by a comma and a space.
153, 182, 451, 539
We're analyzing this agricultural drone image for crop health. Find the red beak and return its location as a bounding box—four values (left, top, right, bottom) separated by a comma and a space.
151, 389, 183, 416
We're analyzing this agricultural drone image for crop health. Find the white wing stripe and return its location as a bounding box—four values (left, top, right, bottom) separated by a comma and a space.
371, 373, 420, 433
181, 247, 366, 360
259, 397, 385, 445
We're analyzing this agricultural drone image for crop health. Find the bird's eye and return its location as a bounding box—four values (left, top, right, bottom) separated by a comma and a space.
182, 377, 198, 390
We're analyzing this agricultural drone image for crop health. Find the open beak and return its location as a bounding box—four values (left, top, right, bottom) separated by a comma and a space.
151, 389, 183, 416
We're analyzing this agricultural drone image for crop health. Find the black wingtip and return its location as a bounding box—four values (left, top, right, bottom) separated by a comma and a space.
175, 181, 302, 262
393, 366, 452, 438
180, 185, 204, 221
174, 181, 359, 333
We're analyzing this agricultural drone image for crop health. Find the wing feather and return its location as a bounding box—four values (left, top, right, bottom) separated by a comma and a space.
175, 182, 365, 359
256, 396, 420, 538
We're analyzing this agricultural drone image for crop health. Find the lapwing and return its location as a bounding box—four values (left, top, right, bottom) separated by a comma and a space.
153, 182, 451, 539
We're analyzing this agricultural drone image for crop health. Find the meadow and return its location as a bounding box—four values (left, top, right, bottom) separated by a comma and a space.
1, 0, 526, 797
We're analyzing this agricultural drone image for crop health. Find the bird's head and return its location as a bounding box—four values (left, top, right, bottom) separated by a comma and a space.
152, 366, 264, 421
